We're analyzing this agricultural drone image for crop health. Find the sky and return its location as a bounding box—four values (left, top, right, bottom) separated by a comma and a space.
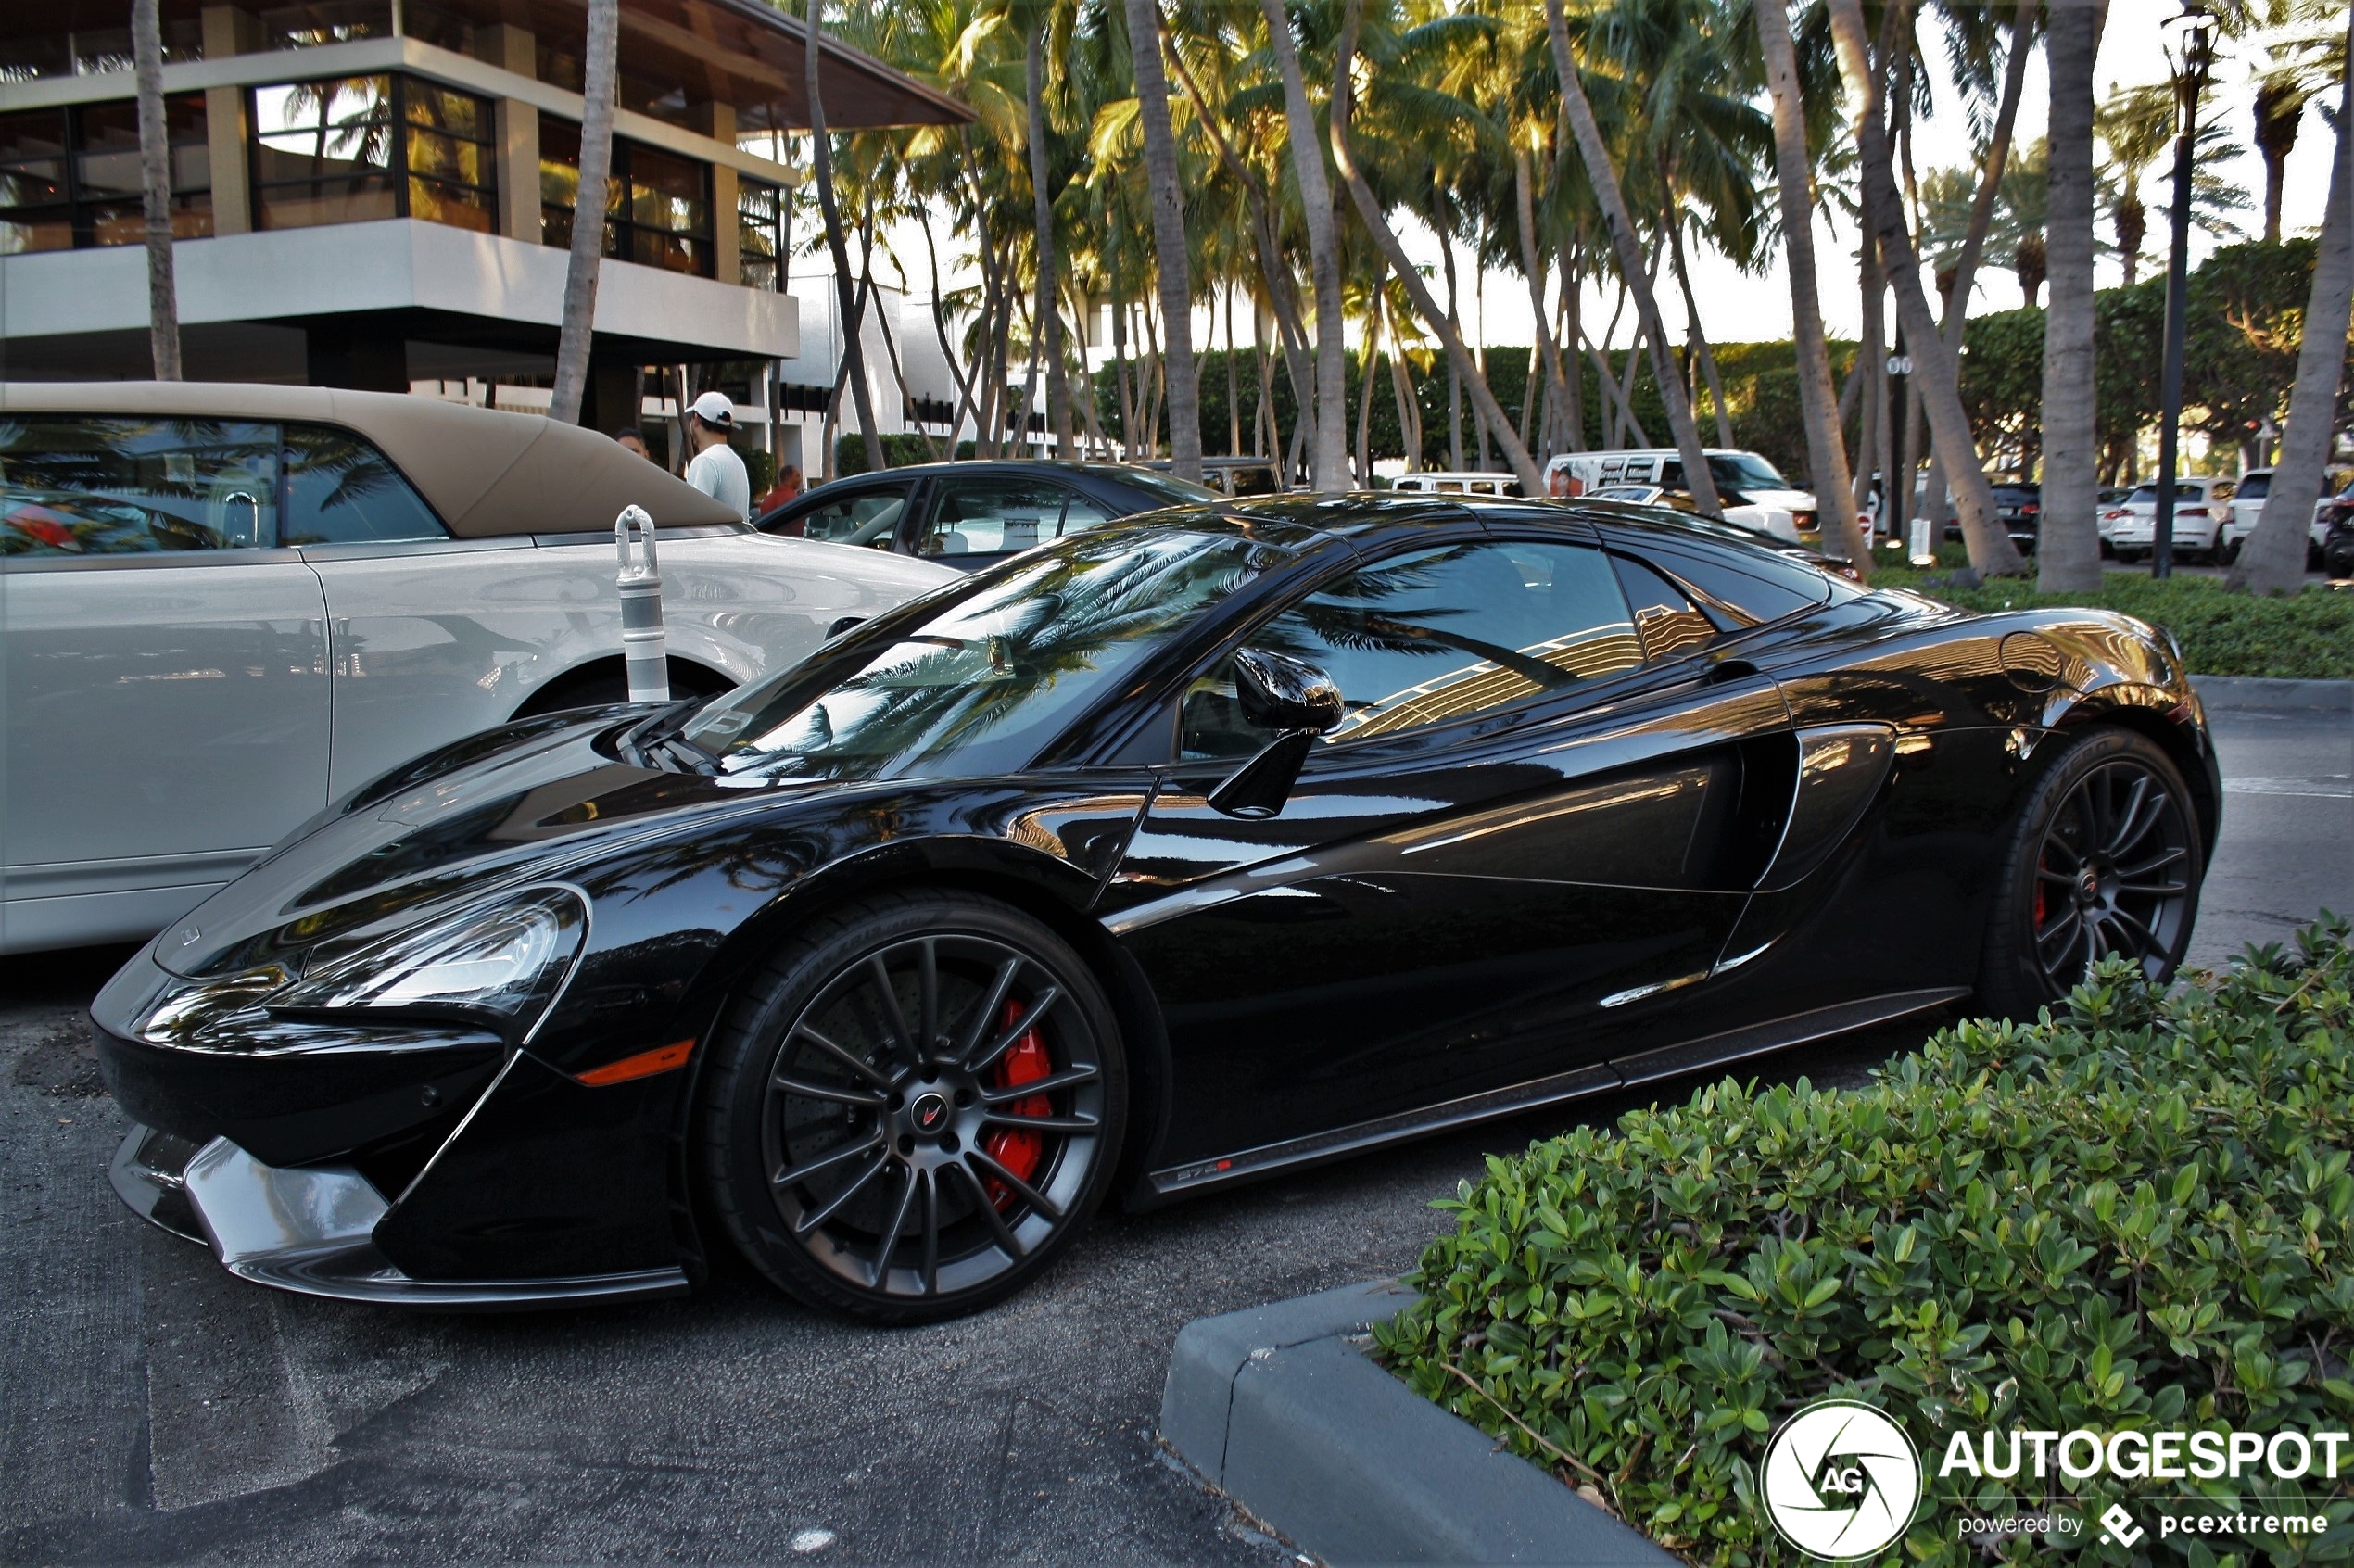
862, 0, 2343, 357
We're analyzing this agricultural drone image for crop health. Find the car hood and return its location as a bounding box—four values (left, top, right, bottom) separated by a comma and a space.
153, 714, 828, 980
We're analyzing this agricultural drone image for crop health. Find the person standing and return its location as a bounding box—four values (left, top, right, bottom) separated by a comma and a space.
682, 391, 752, 522
753, 462, 803, 516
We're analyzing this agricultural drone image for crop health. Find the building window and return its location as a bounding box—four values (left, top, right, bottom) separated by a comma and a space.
0, 19, 203, 82
0, 96, 212, 255
739, 178, 782, 291
538, 117, 712, 278
250, 74, 494, 234
260, 1, 391, 51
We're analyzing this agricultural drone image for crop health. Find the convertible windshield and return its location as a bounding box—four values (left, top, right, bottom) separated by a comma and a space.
688, 525, 1279, 781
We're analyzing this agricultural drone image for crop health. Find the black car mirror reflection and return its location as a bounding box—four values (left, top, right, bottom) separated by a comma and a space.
1206, 650, 1342, 820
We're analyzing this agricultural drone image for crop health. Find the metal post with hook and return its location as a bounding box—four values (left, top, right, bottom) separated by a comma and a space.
614, 505, 670, 704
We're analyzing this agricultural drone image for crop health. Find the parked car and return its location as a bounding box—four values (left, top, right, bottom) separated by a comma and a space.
0, 383, 954, 955
2323, 503, 2354, 579
1549, 449, 1818, 543
98, 497, 2214, 1321
754, 460, 1215, 570
1990, 482, 2041, 553
2103, 476, 2236, 562
2218, 467, 2333, 569
1391, 471, 1522, 497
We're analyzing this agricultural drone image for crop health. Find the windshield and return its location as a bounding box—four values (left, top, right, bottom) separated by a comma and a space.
1120, 470, 1220, 506
2238, 474, 2270, 499
1706, 452, 1791, 491
687, 524, 1281, 781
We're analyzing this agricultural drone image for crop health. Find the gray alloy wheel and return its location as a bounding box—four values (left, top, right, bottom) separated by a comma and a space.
701, 891, 1125, 1322
1978, 728, 2203, 1019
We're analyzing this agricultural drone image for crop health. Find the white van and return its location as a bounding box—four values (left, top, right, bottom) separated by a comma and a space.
1389, 471, 1522, 498
1548, 449, 1818, 543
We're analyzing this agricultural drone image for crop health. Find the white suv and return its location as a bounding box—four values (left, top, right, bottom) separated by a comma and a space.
2217, 468, 2331, 569
2103, 476, 2235, 563
0, 383, 955, 955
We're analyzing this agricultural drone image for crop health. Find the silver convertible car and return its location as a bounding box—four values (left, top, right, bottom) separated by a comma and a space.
0, 383, 954, 955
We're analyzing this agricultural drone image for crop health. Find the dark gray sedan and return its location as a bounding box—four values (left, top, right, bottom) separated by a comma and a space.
757, 460, 1216, 569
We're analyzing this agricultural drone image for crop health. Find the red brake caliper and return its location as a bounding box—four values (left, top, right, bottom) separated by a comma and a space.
981, 1000, 1051, 1211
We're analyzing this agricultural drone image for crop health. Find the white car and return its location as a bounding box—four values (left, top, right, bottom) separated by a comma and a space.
1548, 449, 1819, 543
2103, 476, 2236, 562
0, 383, 955, 955
2217, 467, 2331, 569
1389, 471, 1521, 497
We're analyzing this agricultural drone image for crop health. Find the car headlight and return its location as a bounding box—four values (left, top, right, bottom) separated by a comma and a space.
273, 888, 587, 1031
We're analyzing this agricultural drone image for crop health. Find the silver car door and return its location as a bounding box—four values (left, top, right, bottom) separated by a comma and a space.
1, 414, 329, 952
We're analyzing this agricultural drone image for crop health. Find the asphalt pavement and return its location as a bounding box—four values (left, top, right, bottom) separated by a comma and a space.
3, 696, 2347, 1567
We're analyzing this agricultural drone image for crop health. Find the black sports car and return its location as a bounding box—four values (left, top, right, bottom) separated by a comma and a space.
95, 498, 2220, 1321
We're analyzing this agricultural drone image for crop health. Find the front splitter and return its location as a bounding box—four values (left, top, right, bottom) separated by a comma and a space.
109, 1123, 690, 1311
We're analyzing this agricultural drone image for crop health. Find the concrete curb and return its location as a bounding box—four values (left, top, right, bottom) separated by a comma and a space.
1161, 1280, 1678, 1566
2191, 675, 2354, 713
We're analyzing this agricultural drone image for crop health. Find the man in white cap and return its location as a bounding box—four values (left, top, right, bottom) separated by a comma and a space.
682, 390, 752, 523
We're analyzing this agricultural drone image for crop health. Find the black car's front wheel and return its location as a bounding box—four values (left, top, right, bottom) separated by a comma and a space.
1978, 727, 2204, 1019
700, 891, 1125, 1322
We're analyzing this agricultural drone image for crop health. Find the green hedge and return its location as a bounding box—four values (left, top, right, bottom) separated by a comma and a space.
1375, 917, 2354, 1566
1871, 560, 2354, 680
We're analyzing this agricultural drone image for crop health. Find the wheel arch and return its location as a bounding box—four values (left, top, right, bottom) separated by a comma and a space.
511, 652, 735, 719
2059, 695, 2221, 865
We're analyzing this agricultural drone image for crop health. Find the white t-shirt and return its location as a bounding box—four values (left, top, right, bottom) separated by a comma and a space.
685, 439, 752, 523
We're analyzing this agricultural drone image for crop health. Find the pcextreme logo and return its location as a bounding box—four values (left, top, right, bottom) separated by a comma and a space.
1760, 1399, 1923, 1561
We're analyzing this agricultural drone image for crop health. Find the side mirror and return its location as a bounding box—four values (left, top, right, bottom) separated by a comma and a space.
1206, 650, 1341, 820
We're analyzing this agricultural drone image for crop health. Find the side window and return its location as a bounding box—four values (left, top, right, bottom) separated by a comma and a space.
921, 476, 1073, 557
1179, 540, 1641, 760
780, 485, 909, 546
1060, 494, 1117, 536
1613, 554, 1722, 660
1644, 544, 1830, 626
281, 424, 448, 545
0, 415, 278, 556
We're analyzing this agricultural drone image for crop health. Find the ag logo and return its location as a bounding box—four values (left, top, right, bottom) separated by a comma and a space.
1760, 1399, 1922, 1560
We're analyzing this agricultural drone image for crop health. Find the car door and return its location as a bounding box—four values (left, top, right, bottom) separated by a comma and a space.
283, 422, 550, 802
1099, 527, 1793, 1176
0, 413, 330, 951
914, 474, 1086, 567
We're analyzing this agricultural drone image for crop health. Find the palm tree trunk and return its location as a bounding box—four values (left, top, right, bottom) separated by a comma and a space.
1515, 150, 1574, 460
1826, 0, 2022, 575
1665, 216, 1734, 449
2230, 13, 2351, 596
1356, 296, 1378, 485
132, 0, 182, 381
1437, 202, 1464, 469
1542, 0, 1718, 513
1754, 0, 1859, 560
2039, 0, 2108, 592
1124, 0, 1199, 479
1022, 17, 1074, 459
1854, 240, 1884, 524
1330, 2, 1543, 495
1560, 239, 1585, 451
1257, 0, 1349, 492
1389, 333, 1423, 472
549, 0, 618, 423
804, 0, 882, 472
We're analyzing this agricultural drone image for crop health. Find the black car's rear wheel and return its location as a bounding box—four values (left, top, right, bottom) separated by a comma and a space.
700, 891, 1124, 1322
1978, 727, 2203, 1019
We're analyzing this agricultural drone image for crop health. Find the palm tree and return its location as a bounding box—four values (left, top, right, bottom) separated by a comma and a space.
1121, 0, 1202, 480
1329, 0, 1543, 494
2039, 2, 2105, 594
550, 0, 617, 424
1541, 0, 1718, 515
805, 0, 884, 471
2096, 84, 2170, 285
131, 0, 181, 381
1016, 4, 1076, 458
1753, 0, 1858, 564
1257, 0, 1349, 493
2229, 7, 2351, 596
1825, 0, 2019, 575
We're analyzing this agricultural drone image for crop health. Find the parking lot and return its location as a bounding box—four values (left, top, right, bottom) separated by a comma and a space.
3, 697, 2347, 1567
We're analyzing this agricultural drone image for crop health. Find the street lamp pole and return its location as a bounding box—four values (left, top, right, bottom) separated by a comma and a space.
2153, 4, 2216, 580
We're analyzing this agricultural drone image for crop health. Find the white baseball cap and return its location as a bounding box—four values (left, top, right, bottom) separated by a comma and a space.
689, 390, 736, 427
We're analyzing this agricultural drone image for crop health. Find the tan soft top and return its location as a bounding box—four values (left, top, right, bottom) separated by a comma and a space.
0, 382, 738, 537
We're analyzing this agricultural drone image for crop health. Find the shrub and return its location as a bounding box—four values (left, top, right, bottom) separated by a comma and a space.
1375, 917, 2354, 1566
1871, 563, 2354, 680
832, 432, 943, 476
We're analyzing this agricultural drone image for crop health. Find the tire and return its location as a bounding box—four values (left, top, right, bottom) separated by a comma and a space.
1977, 727, 2204, 1021
2216, 537, 2241, 566
699, 891, 1127, 1322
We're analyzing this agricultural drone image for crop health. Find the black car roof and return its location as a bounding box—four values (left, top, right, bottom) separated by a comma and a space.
810, 459, 1183, 486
